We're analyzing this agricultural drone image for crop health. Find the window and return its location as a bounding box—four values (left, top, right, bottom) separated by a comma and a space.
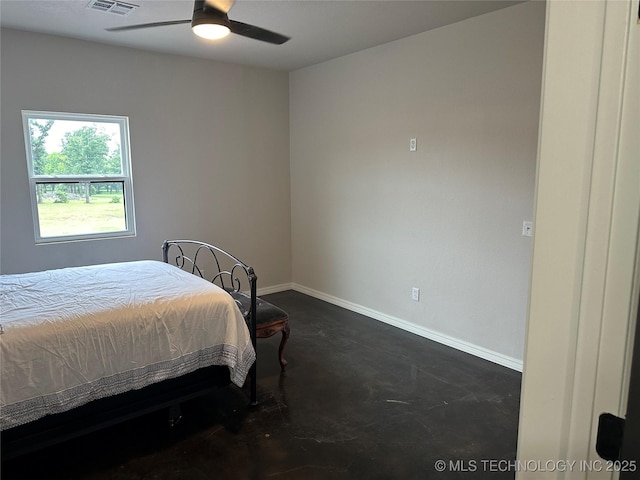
22, 111, 136, 243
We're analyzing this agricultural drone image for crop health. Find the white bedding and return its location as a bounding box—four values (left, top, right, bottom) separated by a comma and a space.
0, 260, 255, 430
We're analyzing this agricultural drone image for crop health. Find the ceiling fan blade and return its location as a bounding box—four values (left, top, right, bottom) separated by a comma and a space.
106, 19, 191, 32
205, 0, 235, 14
229, 20, 290, 45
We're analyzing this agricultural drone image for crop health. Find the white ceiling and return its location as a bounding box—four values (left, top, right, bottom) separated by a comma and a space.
0, 0, 522, 71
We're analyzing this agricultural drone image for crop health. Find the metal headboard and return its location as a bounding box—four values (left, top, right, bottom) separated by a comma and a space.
161, 239, 258, 405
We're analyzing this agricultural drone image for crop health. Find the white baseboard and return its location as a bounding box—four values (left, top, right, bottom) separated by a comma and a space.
257, 283, 294, 296
291, 283, 523, 372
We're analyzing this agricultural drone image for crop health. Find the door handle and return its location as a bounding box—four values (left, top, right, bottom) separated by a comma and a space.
596, 412, 625, 461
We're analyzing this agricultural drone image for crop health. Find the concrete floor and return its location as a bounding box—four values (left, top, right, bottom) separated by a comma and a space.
2, 291, 521, 479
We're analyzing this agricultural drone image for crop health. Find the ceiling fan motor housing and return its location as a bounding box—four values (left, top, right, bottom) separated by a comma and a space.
192, 0, 230, 29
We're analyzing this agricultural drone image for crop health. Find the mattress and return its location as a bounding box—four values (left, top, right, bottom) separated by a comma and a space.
0, 260, 255, 430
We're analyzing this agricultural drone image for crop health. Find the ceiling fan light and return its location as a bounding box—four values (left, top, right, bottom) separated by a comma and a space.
192, 23, 230, 40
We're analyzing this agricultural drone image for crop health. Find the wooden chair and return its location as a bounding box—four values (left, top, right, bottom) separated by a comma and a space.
229, 292, 290, 370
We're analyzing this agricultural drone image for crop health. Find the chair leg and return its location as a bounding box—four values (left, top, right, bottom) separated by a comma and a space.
278, 321, 290, 371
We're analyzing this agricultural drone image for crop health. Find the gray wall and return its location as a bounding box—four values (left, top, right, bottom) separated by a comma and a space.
0, 28, 291, 289
289, 1, 544, 363
1, 1, 544, 365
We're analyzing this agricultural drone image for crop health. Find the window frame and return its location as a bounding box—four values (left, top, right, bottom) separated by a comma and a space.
22, 110, 136, 244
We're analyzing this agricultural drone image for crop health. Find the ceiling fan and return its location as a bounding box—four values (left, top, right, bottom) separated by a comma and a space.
106, 0, 290, 45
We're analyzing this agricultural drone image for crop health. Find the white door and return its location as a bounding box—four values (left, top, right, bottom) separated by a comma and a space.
620, 307, 640, 477
583, 0, 640, 475
517, 1, 640, 479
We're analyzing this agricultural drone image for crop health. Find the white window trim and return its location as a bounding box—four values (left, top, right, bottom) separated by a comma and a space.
22, 110, 136, 244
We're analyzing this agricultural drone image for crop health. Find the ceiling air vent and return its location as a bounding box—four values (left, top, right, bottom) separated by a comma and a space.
86, 0, 138, 16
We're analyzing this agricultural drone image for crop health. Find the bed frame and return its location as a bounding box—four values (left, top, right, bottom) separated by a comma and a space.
161, 239, 258, 406
1, 240, 258, 460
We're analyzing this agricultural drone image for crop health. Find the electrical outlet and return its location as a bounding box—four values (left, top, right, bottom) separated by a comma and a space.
409, 138, 417, 152
411, 287, 420, 302
522, 221, 533, 237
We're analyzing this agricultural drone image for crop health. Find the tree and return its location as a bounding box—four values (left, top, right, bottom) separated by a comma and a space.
104, 147, 122, 175
28, 120, 54, 203
61, 126, 110, 203
43, 152, 69, 175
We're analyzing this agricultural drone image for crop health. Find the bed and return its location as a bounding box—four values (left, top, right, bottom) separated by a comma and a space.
0, 240, 258, 458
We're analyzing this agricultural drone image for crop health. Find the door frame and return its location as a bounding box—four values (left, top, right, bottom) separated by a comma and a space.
517, 0, 640, 478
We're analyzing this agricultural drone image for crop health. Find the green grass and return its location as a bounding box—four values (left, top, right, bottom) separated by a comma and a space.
38, 193, 126, 237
